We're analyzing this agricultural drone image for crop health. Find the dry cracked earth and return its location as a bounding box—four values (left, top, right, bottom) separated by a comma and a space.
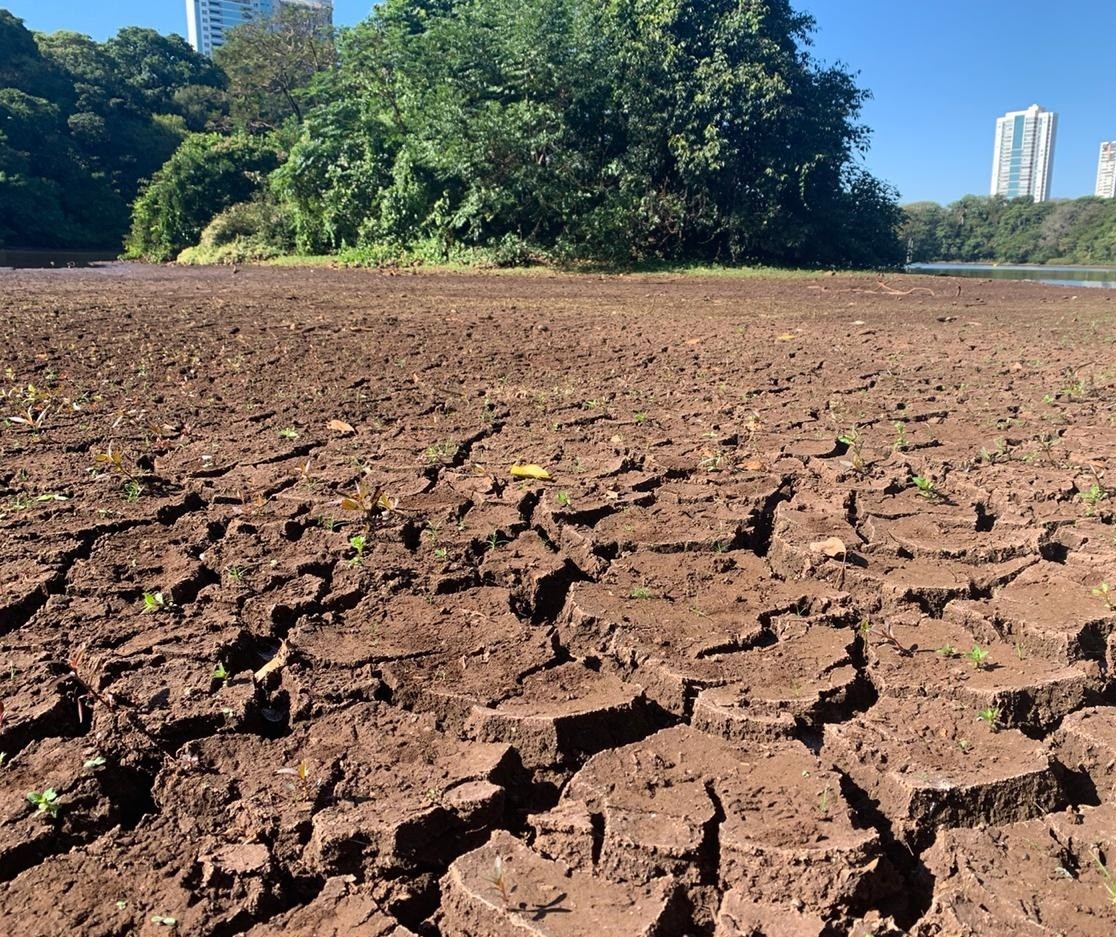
1, 264, 1116, 936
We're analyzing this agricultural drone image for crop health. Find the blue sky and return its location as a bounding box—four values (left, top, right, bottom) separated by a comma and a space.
3, 0, 1111, 204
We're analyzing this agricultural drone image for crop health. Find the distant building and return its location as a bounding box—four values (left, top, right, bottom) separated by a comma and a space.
1096, 141, 1116, 198
990, 104, 1057, 202
186, 0, 332, 57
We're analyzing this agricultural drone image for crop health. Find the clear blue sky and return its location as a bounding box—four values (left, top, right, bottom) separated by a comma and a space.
3, 0, 1112, 205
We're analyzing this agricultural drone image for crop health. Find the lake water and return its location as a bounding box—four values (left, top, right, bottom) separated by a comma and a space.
0, 249, 118, 269
908, 262, 1116, 289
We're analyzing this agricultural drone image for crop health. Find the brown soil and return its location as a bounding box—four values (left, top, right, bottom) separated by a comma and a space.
1, 264, 1115, 936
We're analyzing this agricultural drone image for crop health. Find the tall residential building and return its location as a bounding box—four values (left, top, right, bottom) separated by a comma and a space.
1096, 141, 1116, 198
186, 0, 332, 57
990, 104, 1057, 202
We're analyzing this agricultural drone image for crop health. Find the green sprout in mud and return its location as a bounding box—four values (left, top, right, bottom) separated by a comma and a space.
1092, 848, 1116, 905
892, 421, 908, 452
278, 427, 299, 440
141, 591, 167, 613
966, 645, 989, 670
486, 531, 508, 551
937, 643, 958, 659
212, 661, 229, 682
26, 788, 60, 818
857, 618, 873, 641
225, 565, 245, 583
1093, 581, 1115, 610
817, 784, 832, 818
318, 515, 338, 531
434, 547, 448, 561
555, 490, 572, 508
911, 475, 938, 499
837, 428, 866, 474
348, 534, 367, 566
423, 439, 460, 464
978, 705, 1001, 730
629, 586, 652, 600
957, 738, 971, 753
634, 411, 648, 424
121, 480, 143, 502
1078, 484, 1109, 514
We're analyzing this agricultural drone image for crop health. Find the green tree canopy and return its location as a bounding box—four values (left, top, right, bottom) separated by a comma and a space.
126, 132, 283, 261
0, 10, 229, 249
269, 0, 901, 265
213, 4, 335, 129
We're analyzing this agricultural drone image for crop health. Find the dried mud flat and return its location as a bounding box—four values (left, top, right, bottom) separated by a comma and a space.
1, 264, 1115, 936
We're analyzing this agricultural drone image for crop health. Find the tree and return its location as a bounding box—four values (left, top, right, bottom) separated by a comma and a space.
0, 13, 230, 249
213, 4, 335, 129
104, 28, 226, 116
126, 133, 283, 261
272, 0, 901, 266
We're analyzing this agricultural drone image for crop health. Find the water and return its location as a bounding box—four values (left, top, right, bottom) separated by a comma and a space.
0, 249, 118, 269
908, 262, 1116, 289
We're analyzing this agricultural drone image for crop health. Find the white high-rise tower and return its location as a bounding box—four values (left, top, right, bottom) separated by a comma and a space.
1096, 141, 1116, 199
990, 104, 1057, 202
186, 0, 332, 57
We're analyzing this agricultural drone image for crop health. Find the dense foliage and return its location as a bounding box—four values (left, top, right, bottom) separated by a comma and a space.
125, 133, 283, 262
903, 196, 1116, 265
0, 10, 227, 248
213, 2, 334, 130
267, 0, 902, 266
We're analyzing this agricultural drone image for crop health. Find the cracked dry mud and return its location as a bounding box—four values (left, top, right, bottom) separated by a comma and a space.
1, 265, 1116, 936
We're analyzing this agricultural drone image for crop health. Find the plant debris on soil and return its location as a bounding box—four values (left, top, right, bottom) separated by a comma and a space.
2, 264, 1116, 936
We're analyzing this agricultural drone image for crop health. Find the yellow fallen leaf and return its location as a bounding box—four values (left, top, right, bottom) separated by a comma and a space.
327, 418, 355, 435
777, 333, 797, 342
510, 463, 552, 481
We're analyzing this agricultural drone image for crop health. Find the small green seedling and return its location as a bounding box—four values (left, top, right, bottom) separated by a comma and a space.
817, 784, 832, 818
212, 662, 229, 681
911, 475, 937, 499
150, 915, 177, 927
121, 480, 143, 502
937, 643, 957, 658
423, 439, 460, 464
1092, 848, 1116, 905
26, 788, 60, 818
837, 428, 866, 473
555, 490, 572, 508
84, 755, 106, 769
634, 411, 648, 424
225, 565, 245, 583
434, 546, 448, 560
348, 534, 367, 566
629, 586, 652, 599
966, 644, 989, 670
1093, 581, 1114, 610
278, 427, 299, 440
141, 591, 167, 614
892, 421, 908, 451
957, 738, 971, 753
978, 705, 1001, 730
857, 618, 873, 641
486, 531, 508, 551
